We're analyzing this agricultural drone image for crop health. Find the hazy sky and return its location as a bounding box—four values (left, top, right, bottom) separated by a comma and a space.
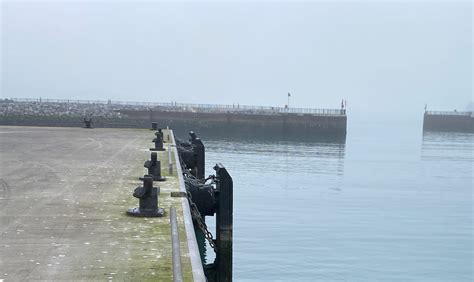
1, 0, 472, 121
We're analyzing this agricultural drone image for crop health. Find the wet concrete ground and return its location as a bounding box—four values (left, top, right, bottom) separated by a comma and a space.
0, 126, 192, 281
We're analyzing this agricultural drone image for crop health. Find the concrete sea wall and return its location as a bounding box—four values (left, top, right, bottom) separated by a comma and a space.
0, 100, 347, 141
123, 109, 347, 140
423, 113, 474, 133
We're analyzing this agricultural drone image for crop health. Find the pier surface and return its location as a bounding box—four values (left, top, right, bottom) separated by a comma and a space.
0, 126, 202, 280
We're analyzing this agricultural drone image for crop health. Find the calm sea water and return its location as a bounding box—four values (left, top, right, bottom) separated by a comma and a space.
203, 120, 473, 281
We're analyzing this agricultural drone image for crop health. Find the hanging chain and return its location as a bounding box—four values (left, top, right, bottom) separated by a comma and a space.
186, 190, 217, 252
177, 143, 217, 252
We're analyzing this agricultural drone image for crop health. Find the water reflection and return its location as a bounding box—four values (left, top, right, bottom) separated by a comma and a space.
174, 128, 347, 144
198, 135, 347, 264
196, 124, 472, 281
421, 131, 473, 162
205, 138, 346, 176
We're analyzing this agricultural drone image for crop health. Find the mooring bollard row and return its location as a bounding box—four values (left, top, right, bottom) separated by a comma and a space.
151, 131, 166, 151
126, 175, 165, 217
121, 128, 207, 280
144, 152, 166, 182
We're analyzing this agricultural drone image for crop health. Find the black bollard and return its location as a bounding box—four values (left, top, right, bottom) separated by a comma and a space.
83, 117, 93, 129
126, 175, 165, 217
158, 128, 164, 140
144, 152, 166, 182
150, 132, 165, 151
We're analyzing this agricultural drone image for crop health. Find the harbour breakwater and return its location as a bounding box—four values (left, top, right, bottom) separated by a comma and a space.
423, 111, 474, 133
0, 98, 347, 140
122, 108, 347, 140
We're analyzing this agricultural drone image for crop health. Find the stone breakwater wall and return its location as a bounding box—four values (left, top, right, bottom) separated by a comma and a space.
0, 100, 148, 128
0, 100, 144, 118
0, 100, 347, 140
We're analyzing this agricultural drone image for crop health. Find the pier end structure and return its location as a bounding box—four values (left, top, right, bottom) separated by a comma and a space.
0, 126, 205, 281
423, 111, 474, 133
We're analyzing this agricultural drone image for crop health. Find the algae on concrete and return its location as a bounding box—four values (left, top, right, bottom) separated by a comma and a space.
0, 126, 194, 281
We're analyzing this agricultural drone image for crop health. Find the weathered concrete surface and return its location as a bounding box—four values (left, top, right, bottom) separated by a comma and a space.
0, 101, 347, 139
0, 126, 192, 281
423, 113, 474, 133
127, 109, 348, 138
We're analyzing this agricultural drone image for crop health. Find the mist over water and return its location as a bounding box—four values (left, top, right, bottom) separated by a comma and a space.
2, 1, 472, 117
203, 120, 473, 281
2, 1, 473, 280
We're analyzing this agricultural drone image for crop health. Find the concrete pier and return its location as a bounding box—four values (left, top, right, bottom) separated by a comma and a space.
423, 111, 474, 133
0, 126, 204, 281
